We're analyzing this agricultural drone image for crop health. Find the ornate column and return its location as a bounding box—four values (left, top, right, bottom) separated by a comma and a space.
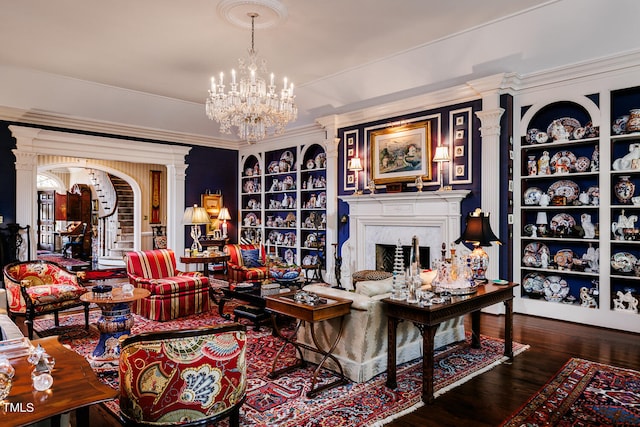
316, 115, 340, 285
166, 164, 187, 257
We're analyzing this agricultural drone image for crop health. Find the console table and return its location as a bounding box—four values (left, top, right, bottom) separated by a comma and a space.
384, 282, 518, 403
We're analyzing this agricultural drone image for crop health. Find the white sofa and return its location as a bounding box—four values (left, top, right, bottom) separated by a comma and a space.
0, 288, 23, 341
297, 277, 465, 382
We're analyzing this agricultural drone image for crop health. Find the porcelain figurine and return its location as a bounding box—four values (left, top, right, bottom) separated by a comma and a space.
613, 290, 638, 313
581, 213, 596, 239
538, 151, 551, 175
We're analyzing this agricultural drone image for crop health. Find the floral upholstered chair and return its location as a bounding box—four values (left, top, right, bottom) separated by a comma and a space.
2, 260, 89, 339
125, 249, 210, 321
119, 323, 247, 427
225, 243, 268, 284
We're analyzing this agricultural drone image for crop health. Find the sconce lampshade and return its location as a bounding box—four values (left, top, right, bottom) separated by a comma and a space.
455, 208, 501, 282
433, 146, 451, 162
347, 157, 363, 171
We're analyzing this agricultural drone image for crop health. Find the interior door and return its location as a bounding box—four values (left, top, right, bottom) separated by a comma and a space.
37, 190, 55, 251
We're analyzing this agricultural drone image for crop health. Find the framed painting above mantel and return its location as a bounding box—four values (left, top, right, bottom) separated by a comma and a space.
370, 120, 431, 185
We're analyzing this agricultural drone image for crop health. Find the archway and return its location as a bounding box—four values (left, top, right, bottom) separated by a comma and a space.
10, 125, 191, 261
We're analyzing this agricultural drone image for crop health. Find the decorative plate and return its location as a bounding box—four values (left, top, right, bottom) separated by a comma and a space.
550, 151, 577, 173
525, 128, 539, 144
267, 160, 279, 174
553, 249, 574, 268
523, 272, 546, 294
523, 242, 550, 267
243, 212, 258, 226
543, 276, 570, 302
523, 187, 543, 205
612, 115, 629, 135
587, 185, 600, 199
547, 117, 581, 141
574, 156, 591, 172
535, 132, 549, 143
549, 213, 576, 231
548, 180, 580, 202
611, 252, 638, 273
306, 159, 315, 169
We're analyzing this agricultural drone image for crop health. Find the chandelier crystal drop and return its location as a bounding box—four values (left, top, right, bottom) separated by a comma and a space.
205, 12, 297, 143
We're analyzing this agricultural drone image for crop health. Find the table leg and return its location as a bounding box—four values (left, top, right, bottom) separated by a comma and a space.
212, 293, 231, 320
268, 317, 306, 379
422, 325, 438, 404
471, 310, 482, 349
307, 316, 349, 398
386, 316, 399, 389
504, 298, 514, 360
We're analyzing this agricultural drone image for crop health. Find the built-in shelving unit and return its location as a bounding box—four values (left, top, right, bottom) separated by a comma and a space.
515, 80, 640, 333
238, 144, 327, 269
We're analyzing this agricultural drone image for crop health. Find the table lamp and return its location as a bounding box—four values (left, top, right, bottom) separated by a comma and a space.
217, 207, 231, 238
433, 145, 450, 191
455, 208, 502, 282
347, 157, 363, 195
182, 204, 210, 253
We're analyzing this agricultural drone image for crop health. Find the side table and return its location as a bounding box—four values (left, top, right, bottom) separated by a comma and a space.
80, 287, 151, 370
180, 254, 230, 277
384, 282, 518, 404
265, 291, 352, 398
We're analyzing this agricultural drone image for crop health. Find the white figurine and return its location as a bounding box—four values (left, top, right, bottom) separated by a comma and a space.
580, 287, 598, 308
581, 213, 596, 239
613, 143, 640, 171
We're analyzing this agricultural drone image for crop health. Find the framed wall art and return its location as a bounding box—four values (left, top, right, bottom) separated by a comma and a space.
369, 120, 431, 184
201, 192, 222, 236
449, 108, 472, 184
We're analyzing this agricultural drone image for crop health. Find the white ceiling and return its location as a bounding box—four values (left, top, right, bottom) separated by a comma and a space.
1, 0, 638, 145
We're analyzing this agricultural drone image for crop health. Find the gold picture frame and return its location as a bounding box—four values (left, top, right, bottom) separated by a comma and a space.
370, 120, 431, 184
201, 193, 223, 236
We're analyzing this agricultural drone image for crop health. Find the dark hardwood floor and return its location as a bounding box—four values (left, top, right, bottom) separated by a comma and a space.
22, 310, 639, 426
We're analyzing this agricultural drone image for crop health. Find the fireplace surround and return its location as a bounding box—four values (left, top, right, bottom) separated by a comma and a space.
339, 191, 470, 289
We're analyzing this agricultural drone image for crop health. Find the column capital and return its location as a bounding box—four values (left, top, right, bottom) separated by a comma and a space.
475, 108, 505, 139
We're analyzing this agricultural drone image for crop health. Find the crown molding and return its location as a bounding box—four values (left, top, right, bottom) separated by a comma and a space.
0, 105, 241, 150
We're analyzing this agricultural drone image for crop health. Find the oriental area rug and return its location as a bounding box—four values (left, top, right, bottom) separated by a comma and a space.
35, 308, 528, 427
501, 357, 640, 427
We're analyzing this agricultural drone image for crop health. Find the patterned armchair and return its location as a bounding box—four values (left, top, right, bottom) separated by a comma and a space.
2, 260, 89, 339
119, 323, 247, 427
225, 243, 268, 284
125, 249, 210, 321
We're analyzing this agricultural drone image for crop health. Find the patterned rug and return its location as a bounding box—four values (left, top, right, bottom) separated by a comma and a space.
501, 358, 640, 426
35, 308, 528, 427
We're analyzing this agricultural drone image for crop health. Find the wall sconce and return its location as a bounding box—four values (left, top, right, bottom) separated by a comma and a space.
217, 207, 231, 239
340, 214, 349, 224
432, 145, 450, 191
182, 204, 210, 253
347, 157, 363, 195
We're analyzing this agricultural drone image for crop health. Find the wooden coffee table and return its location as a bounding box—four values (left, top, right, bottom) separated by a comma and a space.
1, 336, 117, 427
80, 287, 150, 370
384, 282, 518, 403
265, 291, 352, 398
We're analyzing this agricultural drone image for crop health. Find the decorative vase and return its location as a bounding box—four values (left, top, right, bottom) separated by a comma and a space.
626, 109, 640, 133
615, 175, 636, 204
527, 156, 537, 175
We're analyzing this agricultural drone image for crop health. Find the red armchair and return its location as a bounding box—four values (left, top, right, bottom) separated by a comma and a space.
225, 243, 268, 284
3, 260, 89, 339
125, 249, 210, 321
119, 323, 247, 426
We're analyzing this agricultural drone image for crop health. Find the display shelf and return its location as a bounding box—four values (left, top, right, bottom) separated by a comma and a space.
238, 143, 326, 268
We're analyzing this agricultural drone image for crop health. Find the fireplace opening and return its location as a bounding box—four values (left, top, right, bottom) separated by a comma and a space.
375, 244, 430, 273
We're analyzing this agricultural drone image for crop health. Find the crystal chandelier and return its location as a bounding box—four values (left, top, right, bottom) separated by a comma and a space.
205, 12, 297, 143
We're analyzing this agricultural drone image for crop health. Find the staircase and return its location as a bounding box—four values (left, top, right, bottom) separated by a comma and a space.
89, 171, 134, 267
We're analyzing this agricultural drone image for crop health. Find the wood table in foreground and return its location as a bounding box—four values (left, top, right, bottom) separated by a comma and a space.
384, 282, 518, 404
1, 336, 117, 427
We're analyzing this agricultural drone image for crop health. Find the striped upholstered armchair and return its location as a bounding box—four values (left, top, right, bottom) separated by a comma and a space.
225, 243, 268, 284
119, 323, 247, 426
125, 249, 210, 321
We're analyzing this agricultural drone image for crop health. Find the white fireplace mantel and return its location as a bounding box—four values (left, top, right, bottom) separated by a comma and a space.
338, 190, 471, 288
